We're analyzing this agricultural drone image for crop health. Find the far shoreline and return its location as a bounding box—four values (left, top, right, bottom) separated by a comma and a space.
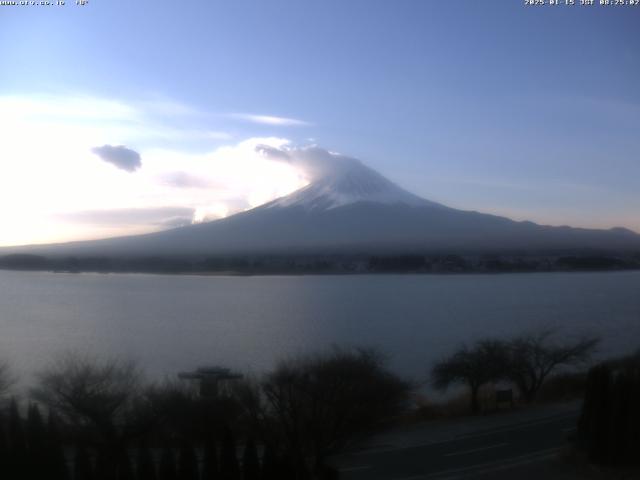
1, 250, 639, 277
1, 266, 639, 278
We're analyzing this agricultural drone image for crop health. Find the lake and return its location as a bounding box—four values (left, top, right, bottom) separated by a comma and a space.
1, 270, 639, 390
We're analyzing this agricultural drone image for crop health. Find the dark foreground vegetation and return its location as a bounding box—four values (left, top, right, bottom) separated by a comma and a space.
0, 348, 410, 480
1, 251, 640, 275
0, 333, 637, 479
577, 350, 640, 467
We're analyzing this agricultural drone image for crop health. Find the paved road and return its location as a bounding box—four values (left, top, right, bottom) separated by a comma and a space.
334, 407, 580, 480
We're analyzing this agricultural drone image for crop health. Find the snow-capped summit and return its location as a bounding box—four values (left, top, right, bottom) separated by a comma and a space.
266, 156, 440, 211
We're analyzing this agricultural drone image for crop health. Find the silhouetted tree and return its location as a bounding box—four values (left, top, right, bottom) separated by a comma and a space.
263, 347, 410, 471
506, 330, 599, 403
8, 399, 28, 478
278, 453, 298, 480
32, 352, 144, 468
141, 381, 199, 441
27, 403, 48, 479
229, 378, 267, 446
74, 445, 95, 480
242, 437, 260, 480
260, 443, 279, 480
201, 439, 219, 480
158, 446, 178, 480
578, 352, 640, 466
137, 443, 157, 480
608, 368, 634, 465
47, 412, 70, 480
117, 450, 135, 480
141, 379, 241, 446
219, 427, 240, 480
33, 353, 142, 436
432, 340, 508, 414
26, 403, 46, 447
178, 442, 199, 480
0, 415, 8, 479
95, 446, 118, 480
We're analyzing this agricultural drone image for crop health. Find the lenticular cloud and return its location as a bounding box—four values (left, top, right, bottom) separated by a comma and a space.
256, 144, 363, 183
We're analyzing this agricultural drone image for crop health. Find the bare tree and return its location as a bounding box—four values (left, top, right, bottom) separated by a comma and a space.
141, 379, 212, 442
506, 329, 599, 403
230, 375, 273, 441
262, 347, 411, 473
431, 340, 508, 414
31, 352, 143, 448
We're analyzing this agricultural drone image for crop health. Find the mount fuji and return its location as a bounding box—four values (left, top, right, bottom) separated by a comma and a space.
5, 147, 640, 258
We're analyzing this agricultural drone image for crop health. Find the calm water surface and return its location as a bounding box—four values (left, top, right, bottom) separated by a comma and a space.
1, 270, 639, 387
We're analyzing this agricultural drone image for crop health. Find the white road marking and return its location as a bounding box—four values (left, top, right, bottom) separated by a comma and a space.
443, 442, 508, 457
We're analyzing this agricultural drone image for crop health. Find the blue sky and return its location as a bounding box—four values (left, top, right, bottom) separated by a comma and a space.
1, 0, 639, 245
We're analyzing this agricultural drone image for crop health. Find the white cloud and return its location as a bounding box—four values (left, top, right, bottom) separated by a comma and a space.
230, 113, 311, 126
0, 93, 311, 246
256, 144, 359, 182
0, 94, 138, 122
57, 207, 195, 226
159, 172, 220, 189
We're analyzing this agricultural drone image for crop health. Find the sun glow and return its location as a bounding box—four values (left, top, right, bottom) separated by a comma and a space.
0, 94, 308, 247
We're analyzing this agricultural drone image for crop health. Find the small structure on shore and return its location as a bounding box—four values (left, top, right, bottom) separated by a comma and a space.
178, 366, 243, 398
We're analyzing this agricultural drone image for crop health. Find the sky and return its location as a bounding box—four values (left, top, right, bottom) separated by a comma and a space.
0, 0, 639, 246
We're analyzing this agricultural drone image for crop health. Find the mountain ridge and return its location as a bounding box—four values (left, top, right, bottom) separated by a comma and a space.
2, 147, 639, 258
